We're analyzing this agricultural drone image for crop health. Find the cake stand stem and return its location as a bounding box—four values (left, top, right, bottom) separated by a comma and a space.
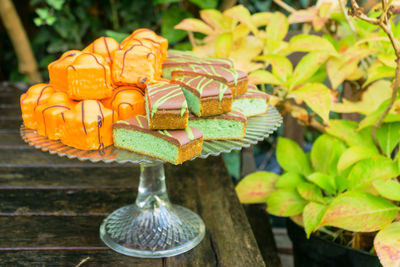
100, 161, 206, 258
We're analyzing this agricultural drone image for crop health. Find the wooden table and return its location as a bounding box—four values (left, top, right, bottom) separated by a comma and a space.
0, 83, 281, 266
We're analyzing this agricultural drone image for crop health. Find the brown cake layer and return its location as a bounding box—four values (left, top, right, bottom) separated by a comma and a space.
171, 65, 248, 97
172, 76, 233, 117
145, 82, 188, 129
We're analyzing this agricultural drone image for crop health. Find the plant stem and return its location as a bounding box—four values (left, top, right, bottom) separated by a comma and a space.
273, 0, 296, 14
339, 0, 356, 34
350, 0, 400, 154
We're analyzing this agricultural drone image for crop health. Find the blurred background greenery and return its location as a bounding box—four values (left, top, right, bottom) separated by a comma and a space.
0, 0, 315, 82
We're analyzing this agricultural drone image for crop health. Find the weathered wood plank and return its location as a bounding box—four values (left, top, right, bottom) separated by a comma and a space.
189, 159, 266, 267
0, 132, 27, 147
0, 189, 135, 215
0, 106, 20, 116
0, 117, 21, 129
244, 205, 281, 266
0, 250, 162, 267
0, 166, 136, 186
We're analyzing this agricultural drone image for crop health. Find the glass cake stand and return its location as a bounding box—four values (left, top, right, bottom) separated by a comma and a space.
20, 107, 282, 258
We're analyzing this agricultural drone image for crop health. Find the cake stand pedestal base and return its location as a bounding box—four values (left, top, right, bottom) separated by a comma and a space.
99, 162, 205, 258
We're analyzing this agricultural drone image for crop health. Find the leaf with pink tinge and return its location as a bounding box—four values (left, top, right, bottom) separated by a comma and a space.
266, 12, 288, 41
289, 83, 332, 122
318, 191, 398, 232
303, 202, 327, 238
249, 70, 282, 85
174, 18, 213, 35
199, 9, 230, 32
375, 222, 400, 267
266, 188, 307, 216
288, 34, 337, 55
373, 180, 400, 201
223, 5, 257, 34
288, 8, 317, 24
235, 171, 278, 204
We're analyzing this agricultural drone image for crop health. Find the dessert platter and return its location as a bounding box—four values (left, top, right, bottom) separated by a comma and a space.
20, 29, 282, 258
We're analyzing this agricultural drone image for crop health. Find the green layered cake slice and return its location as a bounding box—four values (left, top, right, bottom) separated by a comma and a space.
188, 110, 247, 140
113, 115, 203, 165
172, 76, 232, 117
145, 82, 188, 130
232, 85, 270, 117
170, 65, 248, 97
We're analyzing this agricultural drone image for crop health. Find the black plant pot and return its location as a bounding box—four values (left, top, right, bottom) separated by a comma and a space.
286, 219, 382, 267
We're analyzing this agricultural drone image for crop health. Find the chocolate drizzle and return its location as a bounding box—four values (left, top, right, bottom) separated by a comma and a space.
34, 85, 52, 111
41, 104, 71, 135
103, 37, 112, 63
97, 115, 105, 155
120, 44, 142, 77
82, 53, 110, 89
146, 83, 187, 117
81, 101, 87, 135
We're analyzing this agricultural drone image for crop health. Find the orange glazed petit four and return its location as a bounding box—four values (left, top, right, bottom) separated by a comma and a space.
121, 29, 168, 60
35, 92, 76, 140
82, 37, 120, 65
60, 100, 117, 151
67, 53, 113, 100
102, 85, 145, 120
48, 50, 82, 92
20, 83, 55, 130
112, 44, 157, 86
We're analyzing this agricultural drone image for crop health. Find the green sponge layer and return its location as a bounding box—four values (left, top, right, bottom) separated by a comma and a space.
188, 119, 245, 140
181, 87, 201, 116
232, 98, 268, 117
114, 128, 178, 163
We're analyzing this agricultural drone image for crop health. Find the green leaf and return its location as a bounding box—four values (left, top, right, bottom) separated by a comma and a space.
374, 222, 400, 267
235, 171, 278, 204
188, 0, 218, 9
373, 180, 400, 201
326, 120, 376, 149
337, 146, 379, 173
254, 54, 292, 82
335, 175, 349, 193
306, 172, 336, 195
318, 191, 398, 232
347, 156, 399, 190
34, 17, 42, 27
311, 134, 346, 175
363, 64, 395, 87
297, 182, 325, 203
162, 6, 192, 43
174, 18, 212, 35
36, 7, 49, 19
303, 202, 327, 238
215, 33, 232, 58
249, 70, 282, 85
153, 0, 180, 4
377, 122, 400, 157
358, 99, 400, 131
288, 52, 330, 89
105, 30, 129, 43
266, 12, 288, 41
288, 34, 338, 55
276, 137, 311, 176
46, 0, 64, 10
289, 83, 332, 122
45, 16, 56, 26
275, 172, 305, 189
266, 188, 308, 216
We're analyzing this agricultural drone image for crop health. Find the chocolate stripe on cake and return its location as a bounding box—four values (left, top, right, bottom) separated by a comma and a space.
146, 82, 187, 117
114, 115, 201, 147
42, 105, 71, 135
33, 85, 53, 111
171, 65, 245, 86
172, 76, 231, 101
